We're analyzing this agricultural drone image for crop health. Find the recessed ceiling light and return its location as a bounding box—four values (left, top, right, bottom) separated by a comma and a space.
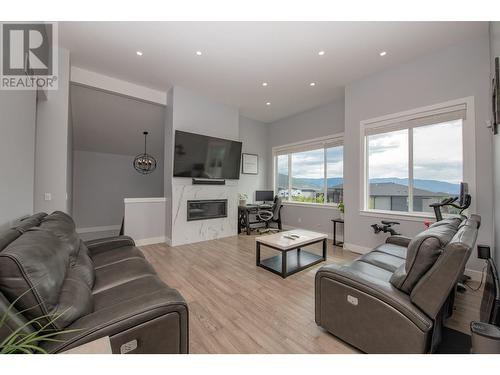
379, 51, 387, 56
310, 82, 316, 87
266, 102, 271, 106
262, 82, 268, 87
196, 51, 202, 56
136, 51, 143, 56
318, 50, 325, 56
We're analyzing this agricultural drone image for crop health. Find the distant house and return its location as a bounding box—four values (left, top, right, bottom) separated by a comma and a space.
298, 188, 317, 198
326, 182, 446, 211
328, 184, 344, 204
368, 182, 446, 212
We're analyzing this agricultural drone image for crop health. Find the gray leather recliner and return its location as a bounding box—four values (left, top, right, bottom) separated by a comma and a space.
0, 211, 188, 354
315, 214, 481, 353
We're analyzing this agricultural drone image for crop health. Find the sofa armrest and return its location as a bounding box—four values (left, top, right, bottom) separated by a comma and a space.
386, 235, 412, 248
315, 263, 432, 332
471, 321, 500, 353
41, 287, 189, 354
84, 236, 136, 255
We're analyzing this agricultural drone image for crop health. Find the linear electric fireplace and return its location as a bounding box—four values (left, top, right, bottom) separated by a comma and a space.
187, 199, 228, 221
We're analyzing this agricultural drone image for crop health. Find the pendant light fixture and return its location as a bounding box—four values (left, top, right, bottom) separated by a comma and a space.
133, 131, 157, 174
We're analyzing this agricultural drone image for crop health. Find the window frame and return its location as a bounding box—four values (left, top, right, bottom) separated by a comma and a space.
360, 97, 476, 219
272, 133, 344, 208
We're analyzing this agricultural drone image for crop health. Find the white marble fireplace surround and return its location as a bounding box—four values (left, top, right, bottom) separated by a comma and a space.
171, 177, 238, 246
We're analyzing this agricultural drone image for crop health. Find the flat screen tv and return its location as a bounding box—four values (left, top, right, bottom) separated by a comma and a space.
173, 130, 242, 179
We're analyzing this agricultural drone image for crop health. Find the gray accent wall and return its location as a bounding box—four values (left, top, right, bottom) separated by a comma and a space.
72, 150, 164, 228
0, 90, 37, 230
267, 98, 345, 237
344, 35, 492, 270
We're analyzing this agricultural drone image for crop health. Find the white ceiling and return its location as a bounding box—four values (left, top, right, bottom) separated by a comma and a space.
71, 84, 165, 156
60, 22, 488, 123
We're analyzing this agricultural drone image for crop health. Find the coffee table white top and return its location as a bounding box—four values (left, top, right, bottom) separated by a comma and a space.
256, 229, 327, 250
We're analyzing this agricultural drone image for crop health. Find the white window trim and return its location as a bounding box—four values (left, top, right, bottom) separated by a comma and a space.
359, 97, 476, 218
272, 132, 344, 208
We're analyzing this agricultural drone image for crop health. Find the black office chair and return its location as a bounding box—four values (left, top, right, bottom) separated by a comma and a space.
256, 196, 283, 234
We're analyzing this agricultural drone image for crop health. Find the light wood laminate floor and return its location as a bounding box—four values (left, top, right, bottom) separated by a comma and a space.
140, 234, 481, 354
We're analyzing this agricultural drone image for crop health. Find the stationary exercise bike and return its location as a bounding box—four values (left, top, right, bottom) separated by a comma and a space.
371, 221, 401, 236
429, 182, 471, 222
430, 182, 473, 292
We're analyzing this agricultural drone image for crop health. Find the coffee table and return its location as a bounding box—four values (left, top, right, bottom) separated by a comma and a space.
255, 229, 328, 278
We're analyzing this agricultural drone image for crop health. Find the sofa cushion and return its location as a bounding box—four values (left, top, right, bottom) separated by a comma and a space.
39, 211, 80, 258
39, 211, 95, 289
360, 251, 406, 272
0, 228, 93, 330
92, 275, 167, 311
91, 245, 145, 269
390, 222, 458, 294
373, 243, 407, 259
92, 258, 157, 294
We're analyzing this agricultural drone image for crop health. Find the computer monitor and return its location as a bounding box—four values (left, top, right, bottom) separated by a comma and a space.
255, 190, 274, 203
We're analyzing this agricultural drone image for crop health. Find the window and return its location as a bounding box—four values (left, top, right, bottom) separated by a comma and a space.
327, 145, 344, 204
362, 101, 469, 216
273, 135, 343, 205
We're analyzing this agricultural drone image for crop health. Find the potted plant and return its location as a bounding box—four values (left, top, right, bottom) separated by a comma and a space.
239, 193, 248, 207
0, 290, 79, 354
338, 201, 345, 220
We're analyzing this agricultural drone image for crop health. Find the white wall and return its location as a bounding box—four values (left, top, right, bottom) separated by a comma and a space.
172, 86, 239, 140
34, 48, 72, 214
344, 35, 492, 270
0, 90, 37, 230
168, 86, 241, 246
267, 98, 345, 238
490, 22, 500, 267
124, 197, 167, 246
73, 150, 164, 229
238, 116, 269, 203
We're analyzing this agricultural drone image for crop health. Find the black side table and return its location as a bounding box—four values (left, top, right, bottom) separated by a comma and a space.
331, 218, 344, 246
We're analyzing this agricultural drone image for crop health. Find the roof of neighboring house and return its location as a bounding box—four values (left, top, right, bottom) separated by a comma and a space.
328, 182, 446, 197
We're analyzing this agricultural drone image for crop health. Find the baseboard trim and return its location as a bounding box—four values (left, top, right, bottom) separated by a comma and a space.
343, 242, 372, 255
76, 225, 120, 234
135, 236, 167, 246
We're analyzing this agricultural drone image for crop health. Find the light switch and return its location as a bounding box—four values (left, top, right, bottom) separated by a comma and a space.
44, 193, 52, 201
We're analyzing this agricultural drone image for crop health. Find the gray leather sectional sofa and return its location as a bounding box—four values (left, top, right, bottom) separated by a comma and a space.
315, 214, 481, 353
0, 211, 188, 354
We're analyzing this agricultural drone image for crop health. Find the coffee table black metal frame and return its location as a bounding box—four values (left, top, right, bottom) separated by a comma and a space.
256, 238, 327, 278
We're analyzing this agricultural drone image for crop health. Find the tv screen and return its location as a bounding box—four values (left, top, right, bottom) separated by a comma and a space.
173, 130, 242, 179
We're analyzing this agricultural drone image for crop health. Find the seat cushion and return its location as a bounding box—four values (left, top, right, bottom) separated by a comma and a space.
360, 251, 406, 273
373, 243, 407, 259
92, 275, 167, 311
92, 258, 157, 294
91, 245, 145, 269
342, 260, 394, 283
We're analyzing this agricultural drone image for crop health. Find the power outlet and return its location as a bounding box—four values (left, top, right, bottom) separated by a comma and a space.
297, 217, 302, 223
44, 193, 52, 201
